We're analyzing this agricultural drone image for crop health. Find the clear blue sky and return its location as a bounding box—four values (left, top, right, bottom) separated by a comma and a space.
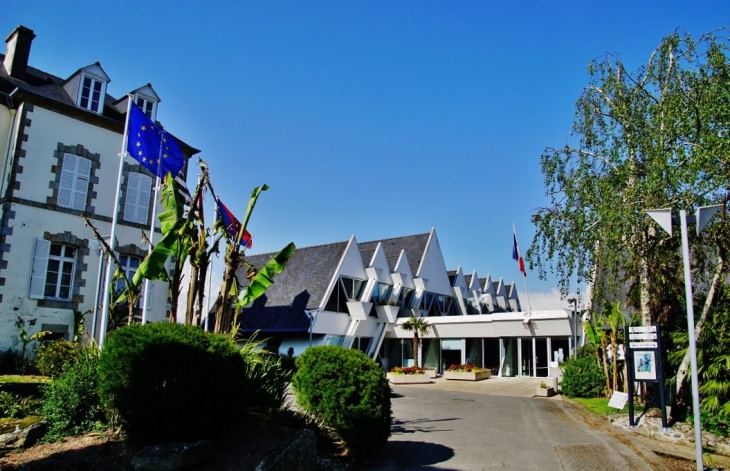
4, 1, 728, 309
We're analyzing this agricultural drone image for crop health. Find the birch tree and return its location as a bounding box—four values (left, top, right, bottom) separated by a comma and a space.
529, 29, 730, 397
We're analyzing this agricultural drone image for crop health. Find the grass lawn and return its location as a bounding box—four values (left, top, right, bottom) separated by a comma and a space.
571, 396, 641, 416
0, 375, 49, 384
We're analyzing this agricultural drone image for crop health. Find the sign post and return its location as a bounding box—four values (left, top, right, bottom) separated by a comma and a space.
626, 325, 667, 429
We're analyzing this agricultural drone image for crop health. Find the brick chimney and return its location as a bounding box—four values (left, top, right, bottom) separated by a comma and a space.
4, 25, 35, 80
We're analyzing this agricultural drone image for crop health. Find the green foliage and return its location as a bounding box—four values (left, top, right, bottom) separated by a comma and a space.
400, 315, 432, 368
35, 340, 79, 377
41, 348, 107, 441
98, 322, 260, 444
0, 391, 41, 418
689, 409, 729, 437
528, 29, 730, 312
237, 334, 289, 419
560, 355, 606, 398
0, 348, 30, 375
292, 346, 391, 459
576, 344, 597, 359
236, 242, 296, 309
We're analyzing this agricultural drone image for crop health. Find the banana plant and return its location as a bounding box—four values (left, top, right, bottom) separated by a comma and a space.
209, 182, 295, 336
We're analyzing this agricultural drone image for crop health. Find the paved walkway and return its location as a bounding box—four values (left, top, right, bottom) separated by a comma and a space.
405, 375, 548, 397
362, 380, 664, 470
372, 375, 730, 470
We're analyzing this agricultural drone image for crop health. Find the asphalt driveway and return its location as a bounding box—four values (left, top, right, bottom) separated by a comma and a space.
361, 378, 667, 471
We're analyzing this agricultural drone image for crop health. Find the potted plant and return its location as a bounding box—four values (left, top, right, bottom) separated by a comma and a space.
386, 366, 431, 384
535, 380, 556, 397
443, 363, 491, 381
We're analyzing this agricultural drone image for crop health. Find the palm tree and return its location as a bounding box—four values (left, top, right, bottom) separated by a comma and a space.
401, 314, 432, 368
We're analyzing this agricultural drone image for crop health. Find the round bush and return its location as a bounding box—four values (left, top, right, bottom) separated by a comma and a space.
292, 346, 391, 459
98, 322, 249, 444
560, 355, 606, 398
35, 340, 79, 377
41, 349, 106, 441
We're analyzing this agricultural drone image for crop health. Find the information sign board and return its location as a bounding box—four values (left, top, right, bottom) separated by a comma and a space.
608, 391, 629, 410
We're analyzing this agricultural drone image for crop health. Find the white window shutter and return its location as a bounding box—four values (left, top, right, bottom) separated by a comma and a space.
58, 154, 76, 208
124, 173, 140, 223
137, 174, 152, 224
29, 238, 50, 299
73, 157, 91, 210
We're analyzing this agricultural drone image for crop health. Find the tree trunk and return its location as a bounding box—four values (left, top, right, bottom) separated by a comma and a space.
611, 332, 618, 393
601, 339, 611, 398
675, 249, 724, 395
413, 333, 419, 368
194, 253, 209, 327
185, 263, 199, 325
214, 247, 240, 334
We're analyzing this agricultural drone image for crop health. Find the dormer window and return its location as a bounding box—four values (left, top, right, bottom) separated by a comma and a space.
135, 95, 156, 119
79, 74, 105, 113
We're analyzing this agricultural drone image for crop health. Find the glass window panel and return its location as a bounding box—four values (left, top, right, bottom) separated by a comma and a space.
50, 244, 62, 256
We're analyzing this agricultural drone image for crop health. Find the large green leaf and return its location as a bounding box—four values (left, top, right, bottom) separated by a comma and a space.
235, 184, 269, 248
159, 172, 185, 234
236, 242, 295, 308
114, 218, 189, 304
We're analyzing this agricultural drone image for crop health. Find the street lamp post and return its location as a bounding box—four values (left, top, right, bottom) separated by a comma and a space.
647, 204, 721, 471
568, 298, 578, 358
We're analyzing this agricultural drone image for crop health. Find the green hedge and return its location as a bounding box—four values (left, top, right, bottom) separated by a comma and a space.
41, 349, 106, 441
560, 355, 605, 398
292, 346, 391, 459
97, 322, 250, 444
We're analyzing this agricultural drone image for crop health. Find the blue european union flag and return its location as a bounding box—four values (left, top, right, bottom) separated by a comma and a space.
126, 102, 185, 178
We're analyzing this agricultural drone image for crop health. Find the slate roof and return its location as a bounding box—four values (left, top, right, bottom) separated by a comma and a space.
237, 241, 348, 333
357, 232, 429, 274
0, 53, 199, 154
237, 232, 430, 333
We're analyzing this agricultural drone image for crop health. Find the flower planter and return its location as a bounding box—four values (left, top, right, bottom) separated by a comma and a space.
423, 367, 438, 378
443, 370, 491, 381
535, 386, 556, 397
387, 373, 431, 384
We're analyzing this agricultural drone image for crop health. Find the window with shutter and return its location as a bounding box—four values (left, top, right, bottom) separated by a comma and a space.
30, 241, 76, 300
59, 153, 91, 211
29, 238, 50, 299
123, 172, 152, 224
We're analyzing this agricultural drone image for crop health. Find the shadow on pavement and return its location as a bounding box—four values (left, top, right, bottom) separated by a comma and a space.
362, 440, 457, 470
391, 417, 458, 435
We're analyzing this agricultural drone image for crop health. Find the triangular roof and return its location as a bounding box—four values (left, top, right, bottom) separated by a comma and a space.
237, 240, 348, 332
237, 232, 430, 332
357, 232, 429, 274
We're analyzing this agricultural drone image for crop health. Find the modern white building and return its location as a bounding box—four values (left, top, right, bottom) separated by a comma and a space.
238, 228, 581, 378
0, 26, 198, 350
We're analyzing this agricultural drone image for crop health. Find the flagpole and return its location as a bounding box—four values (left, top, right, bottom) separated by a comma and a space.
512, 223, 533, 312
141, 174, 161, 324
99, 94, 133, 349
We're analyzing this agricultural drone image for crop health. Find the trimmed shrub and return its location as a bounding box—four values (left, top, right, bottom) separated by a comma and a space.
35, 340, 79, 377
98, 322, 251, 444
41, 348, 107, 441
560, 355, 605, 398
292, 346, 391, 459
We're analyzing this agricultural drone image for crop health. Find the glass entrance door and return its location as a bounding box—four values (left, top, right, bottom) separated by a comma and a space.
535, 338, 549, 377
520, 338, 533, 377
